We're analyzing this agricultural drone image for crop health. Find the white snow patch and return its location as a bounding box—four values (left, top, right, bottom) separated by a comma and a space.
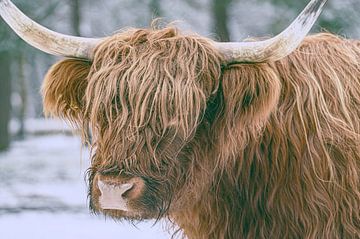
0, 134, 174, 239
0, 212, 172, 239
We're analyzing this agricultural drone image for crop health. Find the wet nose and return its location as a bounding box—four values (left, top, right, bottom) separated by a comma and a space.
97, 180, 134, 211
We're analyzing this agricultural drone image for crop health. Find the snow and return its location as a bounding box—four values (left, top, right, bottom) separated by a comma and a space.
10, 118, 73, 135
0, 213, 171, 239
0, 134, 174, 239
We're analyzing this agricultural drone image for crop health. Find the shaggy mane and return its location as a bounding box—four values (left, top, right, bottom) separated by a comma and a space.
176, 33, 360, 239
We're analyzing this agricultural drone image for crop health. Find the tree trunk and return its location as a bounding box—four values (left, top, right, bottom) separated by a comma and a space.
212, 0, 231, 42
16, 53, 26, 139
150, 0, 162, 18
69, 0, 81, 35
0, 52, 12, 151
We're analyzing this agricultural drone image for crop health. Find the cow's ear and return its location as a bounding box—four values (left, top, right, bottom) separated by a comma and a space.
42, 59, 91, 124
221, 63, 281, 132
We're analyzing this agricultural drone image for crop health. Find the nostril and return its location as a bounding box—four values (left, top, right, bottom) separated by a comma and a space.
117, 183, 134, 197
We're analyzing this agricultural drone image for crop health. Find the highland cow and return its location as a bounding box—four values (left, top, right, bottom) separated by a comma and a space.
1, 0, 359, 238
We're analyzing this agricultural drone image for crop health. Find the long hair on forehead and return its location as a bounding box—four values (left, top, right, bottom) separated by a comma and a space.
84, 25, 223, 172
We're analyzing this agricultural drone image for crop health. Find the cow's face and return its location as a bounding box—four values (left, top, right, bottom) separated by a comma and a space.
42, 27, 223, 220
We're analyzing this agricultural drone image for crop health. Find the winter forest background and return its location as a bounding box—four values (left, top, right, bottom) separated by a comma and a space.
0, 0, 359, 238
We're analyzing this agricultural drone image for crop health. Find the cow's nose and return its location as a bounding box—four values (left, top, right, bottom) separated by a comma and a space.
97, 180, 134, 211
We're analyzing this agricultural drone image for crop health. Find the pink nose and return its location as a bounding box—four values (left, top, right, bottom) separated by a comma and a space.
96, 176, 144, 211
97, 180, 134, 211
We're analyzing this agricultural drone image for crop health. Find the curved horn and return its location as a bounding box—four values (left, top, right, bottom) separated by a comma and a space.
214, 0, 328, 63
0, 0, 102, 59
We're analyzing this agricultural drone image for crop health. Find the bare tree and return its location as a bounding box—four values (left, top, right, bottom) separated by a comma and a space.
149, 0, 162, 18
0, 52, 11, 151
69, 0, 81, 35
15, 53, 27, 139
212, 0, 231, 42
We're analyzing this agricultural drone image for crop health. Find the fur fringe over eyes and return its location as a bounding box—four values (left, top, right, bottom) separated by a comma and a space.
83, 27, 223, 171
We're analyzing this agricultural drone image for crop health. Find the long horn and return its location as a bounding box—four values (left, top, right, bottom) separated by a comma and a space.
214, 0, 328, 63
0, 0, 101, 59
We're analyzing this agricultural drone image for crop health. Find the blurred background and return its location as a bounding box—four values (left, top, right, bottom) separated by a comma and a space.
0, 0, 359, 238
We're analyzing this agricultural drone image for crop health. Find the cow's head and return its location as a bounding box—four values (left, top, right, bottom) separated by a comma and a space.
43, 27, 222, 218
0, 0, 327, 221
42, 27, 224, 219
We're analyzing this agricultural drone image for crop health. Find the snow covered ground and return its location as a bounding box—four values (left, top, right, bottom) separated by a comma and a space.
0, 130, 174, 239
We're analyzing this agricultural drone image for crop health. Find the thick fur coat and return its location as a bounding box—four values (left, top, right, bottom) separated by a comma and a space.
42, 27, 360, 238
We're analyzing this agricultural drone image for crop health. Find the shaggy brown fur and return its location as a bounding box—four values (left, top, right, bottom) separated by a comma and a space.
42, 26, 360, 239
